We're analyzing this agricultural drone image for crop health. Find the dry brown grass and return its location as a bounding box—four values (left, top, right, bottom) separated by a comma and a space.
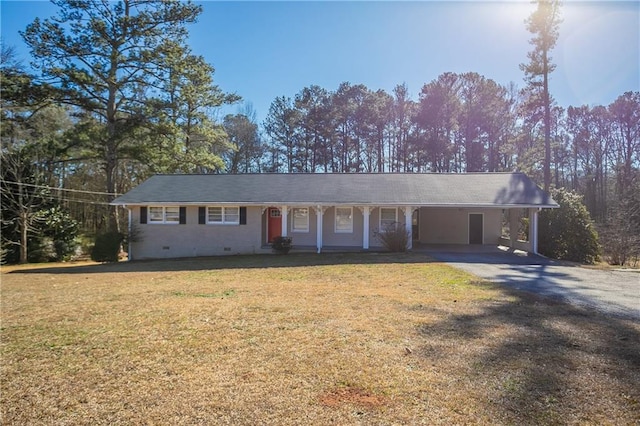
2, 253, 639, 425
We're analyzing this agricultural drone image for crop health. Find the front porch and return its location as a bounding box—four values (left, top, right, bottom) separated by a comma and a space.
260, 205, 541, 254
261, 205, 417, 253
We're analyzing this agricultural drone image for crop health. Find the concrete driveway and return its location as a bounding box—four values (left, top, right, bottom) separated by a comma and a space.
420, 245, 640, 319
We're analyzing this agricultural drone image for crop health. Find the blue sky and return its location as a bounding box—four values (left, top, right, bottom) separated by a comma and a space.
1, 1, 638, 123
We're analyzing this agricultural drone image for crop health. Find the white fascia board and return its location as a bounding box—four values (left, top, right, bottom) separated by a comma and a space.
112, 201, 560, 208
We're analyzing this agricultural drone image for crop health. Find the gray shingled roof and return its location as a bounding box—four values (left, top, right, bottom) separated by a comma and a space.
111, 173, 557, 208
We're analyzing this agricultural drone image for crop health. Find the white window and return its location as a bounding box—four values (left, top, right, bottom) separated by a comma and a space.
380, 207, 398, 230
207, 206, 239, 225
335, 207, 353, 233
149, 206, 180, 224
149, 206, 164, 223
164, 207, 180, 223
292, 208, 309, 232
224, 207, 240, 224
208, 207, 223, 223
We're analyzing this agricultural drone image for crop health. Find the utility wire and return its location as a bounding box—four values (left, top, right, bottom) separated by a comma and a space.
1, 188, 114, 206
2, 180, 121, 196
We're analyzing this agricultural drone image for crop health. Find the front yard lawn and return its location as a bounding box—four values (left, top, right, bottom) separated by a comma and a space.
2, 253, 639, 424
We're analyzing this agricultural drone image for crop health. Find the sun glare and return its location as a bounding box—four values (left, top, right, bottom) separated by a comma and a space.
561, 3, 639, 106
494, 1, 535, 31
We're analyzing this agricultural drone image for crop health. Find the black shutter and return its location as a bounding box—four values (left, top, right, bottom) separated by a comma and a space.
239, 207, 247, 225
179, 206, 187, 224
199, 207, 206, 224
140, 206, 147, 224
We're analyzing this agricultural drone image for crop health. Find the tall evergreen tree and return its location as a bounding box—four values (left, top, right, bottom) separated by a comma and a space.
223, 113, 262, 174
143, 43, 239, 174
415, 73, 461, 172
520, 0, 562, 191
391, 84, 415, 172
295, 86, 333, 172
22, 0, 233, 231
264, 96, 301, 173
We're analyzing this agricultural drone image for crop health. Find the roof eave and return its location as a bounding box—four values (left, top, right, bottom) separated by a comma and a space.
111, 201, 559, 208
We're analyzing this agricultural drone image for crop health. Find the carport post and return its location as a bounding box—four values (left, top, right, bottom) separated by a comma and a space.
530, 208, 539, 254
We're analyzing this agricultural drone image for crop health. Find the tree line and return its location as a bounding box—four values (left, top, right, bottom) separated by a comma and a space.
1, 0, 638, 264
259, 80, 639, 219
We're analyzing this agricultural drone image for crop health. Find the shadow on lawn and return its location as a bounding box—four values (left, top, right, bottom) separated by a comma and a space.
7, 252, 433, 274
416, 287, 640, 423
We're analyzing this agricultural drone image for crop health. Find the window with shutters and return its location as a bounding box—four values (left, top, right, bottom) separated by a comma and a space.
148, 206, 180, 224
207, 206, 240, 225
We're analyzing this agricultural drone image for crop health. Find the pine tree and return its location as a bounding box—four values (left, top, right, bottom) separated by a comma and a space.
22, 0, 235, 230
520, 0, 562, 191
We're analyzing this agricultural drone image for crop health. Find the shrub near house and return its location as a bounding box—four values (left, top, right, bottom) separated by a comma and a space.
91, 232, 124, 263
538, 188, 600, 263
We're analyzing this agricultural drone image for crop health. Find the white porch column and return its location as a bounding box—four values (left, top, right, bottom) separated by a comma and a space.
362, 206, 371, 250
530, 208, 539, 254
315, 206, 325, 253
404, 206, 414, 250
281, 206, 288, 237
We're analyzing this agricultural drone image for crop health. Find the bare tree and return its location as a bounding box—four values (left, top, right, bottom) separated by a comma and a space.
1, 148, 47, 263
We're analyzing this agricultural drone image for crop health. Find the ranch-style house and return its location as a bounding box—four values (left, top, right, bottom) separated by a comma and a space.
111, 172, 558, 260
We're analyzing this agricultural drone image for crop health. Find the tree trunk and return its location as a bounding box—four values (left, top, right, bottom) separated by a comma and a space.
105, 153, 119, 233
19, 211, 28, 264
543, 48, 552, 191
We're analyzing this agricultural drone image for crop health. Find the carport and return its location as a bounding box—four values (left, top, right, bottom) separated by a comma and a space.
415, 207, 543, 254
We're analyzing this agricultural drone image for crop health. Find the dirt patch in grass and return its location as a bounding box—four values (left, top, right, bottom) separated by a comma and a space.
2, 253, 639, 425
319, 384, 387, 409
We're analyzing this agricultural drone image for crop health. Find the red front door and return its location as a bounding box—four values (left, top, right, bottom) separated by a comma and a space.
268, 208, 282, 243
